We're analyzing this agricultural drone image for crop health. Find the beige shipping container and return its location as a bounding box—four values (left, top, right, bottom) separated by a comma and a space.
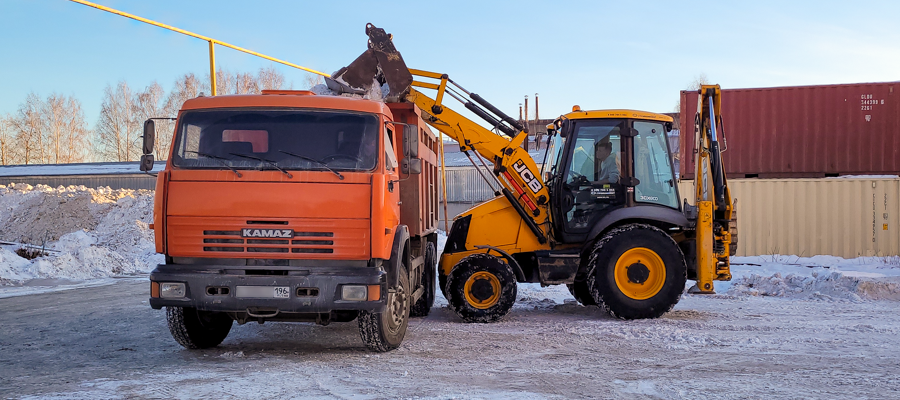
678, 178, 900, 258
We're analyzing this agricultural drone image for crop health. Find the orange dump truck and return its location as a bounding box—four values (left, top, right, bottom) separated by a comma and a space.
140, 91, 439, 352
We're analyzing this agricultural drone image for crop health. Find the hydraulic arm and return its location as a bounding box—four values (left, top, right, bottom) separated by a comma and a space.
329, 24, 550, 244
692, 85, 734, 293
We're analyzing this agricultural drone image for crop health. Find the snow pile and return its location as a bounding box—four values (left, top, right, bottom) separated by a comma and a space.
725, 255, 900, 301
0, 183, 161, 286
310, 80, 391, 102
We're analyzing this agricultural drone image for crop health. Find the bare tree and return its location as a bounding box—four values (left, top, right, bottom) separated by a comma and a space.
8, 93, 46, 164
303, 73, 323, 89
96, 81, 141, 161
259, 66, 288, 91
161, 73, 204, 158
42, 94, 90, 164
133, 81, 171, 160
0, 115, 15, 165
674, 73, 710, 113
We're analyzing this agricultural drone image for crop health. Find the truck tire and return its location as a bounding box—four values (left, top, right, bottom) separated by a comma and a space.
587, 224, 686, 320
410, 242, 436, 317
166, 306, 233, 349
446, 253, 517, 323
358, 262, 410, 352
566, 281, 597, 306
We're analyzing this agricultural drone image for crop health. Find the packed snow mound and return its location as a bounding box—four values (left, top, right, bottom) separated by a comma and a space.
0, 184, 161, 285
727, 271, 900, 301
725, 255, 900, 301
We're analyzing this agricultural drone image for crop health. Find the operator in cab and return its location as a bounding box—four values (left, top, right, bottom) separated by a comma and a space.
580, 138, 620, 185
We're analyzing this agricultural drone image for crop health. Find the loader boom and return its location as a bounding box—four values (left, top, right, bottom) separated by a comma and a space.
329, 25, 551, 244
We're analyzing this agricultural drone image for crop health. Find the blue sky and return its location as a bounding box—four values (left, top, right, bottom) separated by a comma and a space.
1, 0, 898, 128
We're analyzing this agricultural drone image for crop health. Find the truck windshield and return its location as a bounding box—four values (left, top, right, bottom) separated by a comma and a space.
172, 109, 379, 171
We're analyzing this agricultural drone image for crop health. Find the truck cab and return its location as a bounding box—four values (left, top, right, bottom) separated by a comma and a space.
143, 90, 439, 352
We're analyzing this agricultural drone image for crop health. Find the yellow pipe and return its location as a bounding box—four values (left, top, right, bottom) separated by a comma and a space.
68, 0, 331, 78
208, 41, 217, 96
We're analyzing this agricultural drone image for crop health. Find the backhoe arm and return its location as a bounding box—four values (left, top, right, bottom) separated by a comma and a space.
693, 85, 734, 293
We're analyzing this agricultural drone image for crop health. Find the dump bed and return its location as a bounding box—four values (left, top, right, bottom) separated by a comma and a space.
388, 103, 439, 238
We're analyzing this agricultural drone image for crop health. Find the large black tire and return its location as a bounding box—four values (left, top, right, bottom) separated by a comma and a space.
358, 262, 410, 352
566, 281, 597, 306
410, 242, 436, 317
166, 307, 233, 349
438, 274, 448, 300
587, 224, 686, 320
446, 253, 517, 323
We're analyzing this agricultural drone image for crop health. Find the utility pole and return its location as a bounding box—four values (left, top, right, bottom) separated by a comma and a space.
523, 95, 529, 151
534, 93, 540, 149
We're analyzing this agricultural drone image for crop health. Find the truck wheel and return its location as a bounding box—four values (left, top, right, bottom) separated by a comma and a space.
166, 306, 233, 349
358, 263, 410, 352
410, 242, 436, 317
446, 253, 517, 323
587, 224, 686, 320
566, 281, 597, 306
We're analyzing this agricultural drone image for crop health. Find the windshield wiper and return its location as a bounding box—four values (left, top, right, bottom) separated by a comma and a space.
184, 150, 243, 178
278, 150, 344, 180
228, 153, 293, 178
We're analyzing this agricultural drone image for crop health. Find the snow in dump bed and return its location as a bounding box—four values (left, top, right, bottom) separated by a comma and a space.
0, 183, 161, 289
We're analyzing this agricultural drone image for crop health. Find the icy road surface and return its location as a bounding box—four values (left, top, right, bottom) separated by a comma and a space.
2, 279, 899, 399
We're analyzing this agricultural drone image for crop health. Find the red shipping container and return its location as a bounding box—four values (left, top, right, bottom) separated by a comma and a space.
679, 82, 900, 179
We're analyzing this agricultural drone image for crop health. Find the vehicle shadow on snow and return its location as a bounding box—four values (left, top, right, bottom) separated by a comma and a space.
177, 304, 713, 357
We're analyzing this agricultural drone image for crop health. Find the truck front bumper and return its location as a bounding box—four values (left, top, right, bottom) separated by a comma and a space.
148, 264, 386, 314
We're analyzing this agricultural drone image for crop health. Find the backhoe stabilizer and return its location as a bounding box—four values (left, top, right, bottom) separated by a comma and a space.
328, 23, 413, 101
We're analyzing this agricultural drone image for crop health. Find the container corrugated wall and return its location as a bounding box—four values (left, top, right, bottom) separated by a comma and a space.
679, 178, 900, 258
680, 82, 900, 179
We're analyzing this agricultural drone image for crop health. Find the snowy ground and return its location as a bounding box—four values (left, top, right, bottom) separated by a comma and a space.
2, 185, 900, 398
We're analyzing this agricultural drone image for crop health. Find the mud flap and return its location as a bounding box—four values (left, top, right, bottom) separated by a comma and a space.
387, 225, 410, 289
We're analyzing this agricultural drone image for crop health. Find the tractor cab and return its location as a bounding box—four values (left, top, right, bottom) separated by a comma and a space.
544, 109, 680, 244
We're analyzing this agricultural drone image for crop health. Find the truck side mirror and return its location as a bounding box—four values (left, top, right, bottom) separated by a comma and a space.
140, 154, 154, 172
143, 119, 156, 155
403, 125, 418, 158
401, 157, 422, 175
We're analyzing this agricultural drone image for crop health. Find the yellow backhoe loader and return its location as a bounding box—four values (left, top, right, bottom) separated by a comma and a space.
331, 24, 735, 322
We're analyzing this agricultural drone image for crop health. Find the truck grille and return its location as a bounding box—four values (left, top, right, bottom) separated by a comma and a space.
202, 230, 334, 254
167, 216, 369, 259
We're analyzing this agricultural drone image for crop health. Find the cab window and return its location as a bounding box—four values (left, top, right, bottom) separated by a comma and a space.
633, 121, 678, 208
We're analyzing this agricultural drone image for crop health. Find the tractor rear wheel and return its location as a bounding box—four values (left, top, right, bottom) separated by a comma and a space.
446, 253, 517, 323
587, 224, 686, 320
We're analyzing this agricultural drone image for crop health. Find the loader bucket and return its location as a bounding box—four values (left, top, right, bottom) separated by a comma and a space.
327, 23, 413, 101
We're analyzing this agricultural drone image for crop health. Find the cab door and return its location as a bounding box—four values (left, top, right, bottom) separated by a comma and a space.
550, 118, 627, 243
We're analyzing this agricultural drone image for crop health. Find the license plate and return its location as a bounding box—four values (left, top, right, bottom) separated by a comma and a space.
236, 286, 291, 298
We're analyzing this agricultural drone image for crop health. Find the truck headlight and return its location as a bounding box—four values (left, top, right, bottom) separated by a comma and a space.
342, 285, 368, 301
160, 282, 186, 298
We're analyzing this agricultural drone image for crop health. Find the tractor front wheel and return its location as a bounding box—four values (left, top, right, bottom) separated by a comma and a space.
446, 253, 517, 323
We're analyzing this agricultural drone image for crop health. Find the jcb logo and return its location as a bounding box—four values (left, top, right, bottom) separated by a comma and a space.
513, 160, 543, 194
